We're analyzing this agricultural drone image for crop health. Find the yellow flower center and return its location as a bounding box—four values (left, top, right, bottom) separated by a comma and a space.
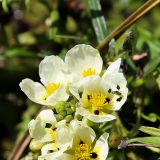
47, 128, 56, 141
75, 142, 98, 160
75, 143, 91, 160
88, 92, 111, 108
45, 83, 60, 98
82, 91, 113, 115
82, 68, 96, 77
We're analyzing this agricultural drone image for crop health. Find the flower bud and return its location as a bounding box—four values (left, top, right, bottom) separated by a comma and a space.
65, 115, 73, 122
29, 139, 44, 152
55, 114, 64, 121
108, 132, 123, 149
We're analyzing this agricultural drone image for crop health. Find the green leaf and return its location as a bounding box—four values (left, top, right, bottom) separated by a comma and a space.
1, 48, 36, 58
136, 27, 160, 59
2, 0, 9, 12
144, 56, 160, 77
25, 0, 32, 10
87, 0, 108, 43
126, 56, 137, 71
139, 126, 160, 137
18, 32, 37, 45
127, 137, 160, 146
141, 113, 160, 122
156, 74, 160, 90
49, 9, 59, 39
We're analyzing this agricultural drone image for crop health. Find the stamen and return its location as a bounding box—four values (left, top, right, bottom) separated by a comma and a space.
87, 92, 111, 107
75, 143, 92, 160
82, 68, 96, 77
87, 95, 92, 100
48, 129, 56, 141
104, 98, 111, 103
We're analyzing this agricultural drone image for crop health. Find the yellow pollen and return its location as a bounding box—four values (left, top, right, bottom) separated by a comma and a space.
45, 83, 60, 98
75, 143, 92, 160
88, 92, 110, 108
47, 128, 56, 141
82, 68, 96, 77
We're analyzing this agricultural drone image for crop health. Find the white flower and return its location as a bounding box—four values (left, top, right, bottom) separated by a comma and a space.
65, 44, 103, 83
19, 55, 69, 106
74, 59, 128, 123
29, 109, 72, 155
28, 109, 57, 143
39, 120, 109, 160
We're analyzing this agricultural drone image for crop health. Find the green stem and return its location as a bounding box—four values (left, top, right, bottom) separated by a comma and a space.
118, 140, 160, 149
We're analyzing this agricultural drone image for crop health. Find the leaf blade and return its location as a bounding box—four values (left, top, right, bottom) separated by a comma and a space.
139, 126, 160, 137
87, 0, 108, 44
127, 137, 160, 146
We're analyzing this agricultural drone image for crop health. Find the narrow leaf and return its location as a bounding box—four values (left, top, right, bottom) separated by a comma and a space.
127, 137, 160, 146
2, 48, 35, 58
87, 0, 108, 43
139, 126, 160, 137
144, 56, 160, 77
141, 113, 160, 122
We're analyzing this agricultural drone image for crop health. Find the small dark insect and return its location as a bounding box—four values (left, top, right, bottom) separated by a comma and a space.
112, 91, 122, 95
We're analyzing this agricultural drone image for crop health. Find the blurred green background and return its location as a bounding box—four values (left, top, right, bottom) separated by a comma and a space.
0, 0, 160, 160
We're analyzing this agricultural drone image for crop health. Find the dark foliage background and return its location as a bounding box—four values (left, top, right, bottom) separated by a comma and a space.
0, 0, 160, 159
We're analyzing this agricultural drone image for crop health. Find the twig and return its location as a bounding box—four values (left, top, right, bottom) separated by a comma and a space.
8, 130, 31, 160
9, 106, 47, 160
97, 0, 160, 51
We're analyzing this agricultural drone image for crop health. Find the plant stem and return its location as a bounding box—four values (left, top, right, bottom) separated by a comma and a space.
9, 106, 47, 160
128, 143, 160, 148
97, 0, 160, 51
8, 130, 31, 160
118, 140, 160, 149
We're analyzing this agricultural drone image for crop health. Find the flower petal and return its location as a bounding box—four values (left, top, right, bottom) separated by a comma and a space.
76, 107, 116, 123
112, 87, 128, 110
75, 124, 96, 146
38, 147, 67, 160
102, 73, 128, 110
28, 119, 53, 142
56, 122, 73, 149
37, 109, 57, 125
55, 153, 75, 160
65, 44, 102, 82
46, 85, 69, 106
41, 143, 58, 155
93, 133, 109, 160
104, 58, 121, 75
39, 55, 66, 85
69, 85, 80, 100
19, 78, 46, 105
102, 73, 127, 89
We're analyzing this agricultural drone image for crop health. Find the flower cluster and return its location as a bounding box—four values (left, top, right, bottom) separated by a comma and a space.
20, 44, 128, 160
